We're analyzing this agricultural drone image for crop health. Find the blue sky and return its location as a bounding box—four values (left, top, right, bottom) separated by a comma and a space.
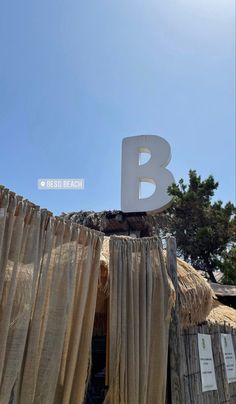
0, 0, 235, 215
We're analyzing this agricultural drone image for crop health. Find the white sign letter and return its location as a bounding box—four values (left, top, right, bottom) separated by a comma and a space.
121, 135, 175, 213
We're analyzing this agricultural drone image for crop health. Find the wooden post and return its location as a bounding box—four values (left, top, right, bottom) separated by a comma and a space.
105, 298, 110, 387
167, 236, 184, 404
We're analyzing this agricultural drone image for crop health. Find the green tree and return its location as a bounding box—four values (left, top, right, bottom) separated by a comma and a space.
165, 170, 236, 283
220, 247, 236, 285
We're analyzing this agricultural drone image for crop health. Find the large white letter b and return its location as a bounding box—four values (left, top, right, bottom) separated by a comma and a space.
121, 135, 175, 213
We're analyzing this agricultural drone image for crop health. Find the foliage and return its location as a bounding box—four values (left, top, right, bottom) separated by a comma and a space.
165, 170, 236, 283
220, 247, 236, 286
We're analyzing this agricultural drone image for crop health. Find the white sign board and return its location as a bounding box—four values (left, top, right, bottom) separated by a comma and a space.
220, 333, 236, 383
198, 334, 217, 392
121, 135, 175, 213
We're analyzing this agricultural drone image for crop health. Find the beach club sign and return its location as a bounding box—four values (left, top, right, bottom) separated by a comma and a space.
121, 135, 175, 213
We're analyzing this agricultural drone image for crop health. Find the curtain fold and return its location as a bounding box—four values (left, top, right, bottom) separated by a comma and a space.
0, 186, 103, 404
105, 236, 175, 404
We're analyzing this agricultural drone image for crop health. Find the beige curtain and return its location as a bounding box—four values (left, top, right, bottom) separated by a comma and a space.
105, 236, 175, 404
0, 186, 103, 404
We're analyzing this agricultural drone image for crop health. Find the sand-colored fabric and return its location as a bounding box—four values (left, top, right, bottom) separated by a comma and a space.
0, 186, 103, 404
105, 236, 175, 404
207, 299, 236, 327
98, 241, 214, 328
176, 258, 214, 328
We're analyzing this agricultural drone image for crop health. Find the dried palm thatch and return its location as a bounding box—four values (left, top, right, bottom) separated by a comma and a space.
206, 299, 236, 327
176, 257, 214, 328
95, 236, 110, 316
98, 236, 109, 297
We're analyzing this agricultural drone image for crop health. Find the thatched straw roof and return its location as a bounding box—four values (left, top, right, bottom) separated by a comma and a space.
176, 258, 214, 328
96, 237, 109, 315
206, 299, 236, 328
98, 238, 214, 328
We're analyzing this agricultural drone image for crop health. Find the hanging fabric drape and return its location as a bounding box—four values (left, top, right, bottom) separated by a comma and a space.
105, 235, 175, 404
0, 186, 103, 404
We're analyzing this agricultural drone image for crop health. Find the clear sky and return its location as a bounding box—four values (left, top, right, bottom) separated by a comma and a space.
0, 0, 235, 215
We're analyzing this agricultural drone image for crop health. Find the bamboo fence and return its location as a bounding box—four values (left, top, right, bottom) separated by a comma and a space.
180, 323, 236, 404
167, 236, 236, 404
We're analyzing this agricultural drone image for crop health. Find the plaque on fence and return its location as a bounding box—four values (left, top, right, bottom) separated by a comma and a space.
198, 334, 217, 392
220, 334, 236, 384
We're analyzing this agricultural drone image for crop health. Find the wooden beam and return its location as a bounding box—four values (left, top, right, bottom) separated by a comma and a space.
167, 236, 184, 404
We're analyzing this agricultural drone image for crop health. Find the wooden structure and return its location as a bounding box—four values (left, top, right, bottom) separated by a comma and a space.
1, 184, 235, 404
209, 283, 236, 309
166, 238, 236, 404
63, 210, 236, 404
166, 237, 183, 404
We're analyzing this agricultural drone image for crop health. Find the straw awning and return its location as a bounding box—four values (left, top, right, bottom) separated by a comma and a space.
207, 299, 236, 328
176, 258, 214, 328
